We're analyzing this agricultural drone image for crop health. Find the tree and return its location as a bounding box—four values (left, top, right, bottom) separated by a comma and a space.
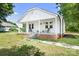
7, 21, 17, 26
0, 3, 14, 22
57, 3, 79, 32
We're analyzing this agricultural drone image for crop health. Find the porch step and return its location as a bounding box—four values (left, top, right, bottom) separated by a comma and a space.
29, 33, 37, 38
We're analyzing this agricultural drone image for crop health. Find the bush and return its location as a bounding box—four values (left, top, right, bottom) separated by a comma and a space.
9, 26, 18, 32
0, 45, 44, 56
20, 27, 26, 32
66, 23, 79, 32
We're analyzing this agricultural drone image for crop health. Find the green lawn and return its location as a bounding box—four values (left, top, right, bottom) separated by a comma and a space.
0, 32, 25, 48
23, 39, 79, 56
0, 32, 79, 56
56, 37, 79, 46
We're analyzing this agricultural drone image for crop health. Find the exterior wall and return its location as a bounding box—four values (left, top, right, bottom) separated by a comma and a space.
5, 27, 10, 31
0, 27, 5, 31
40, 18, 55, 34
22, 17, 61, 35
0, 27, 10, 31
24, 17, 61, 34
58, 15, 65, 35
53, 17, 60, 34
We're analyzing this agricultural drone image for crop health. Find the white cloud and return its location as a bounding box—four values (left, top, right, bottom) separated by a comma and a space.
14, 12, 18, 15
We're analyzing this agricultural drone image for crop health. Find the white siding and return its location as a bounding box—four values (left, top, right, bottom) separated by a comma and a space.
20, 8, 65, 34
5, 27, 10, 31
0, 27, 10, 31
40, 18, 55, 34
25, 17, 61, 34
54, 16, 61, 34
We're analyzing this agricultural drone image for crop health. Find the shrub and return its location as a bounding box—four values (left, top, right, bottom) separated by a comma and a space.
0, 45, 44, 56
9, 26, 18, 32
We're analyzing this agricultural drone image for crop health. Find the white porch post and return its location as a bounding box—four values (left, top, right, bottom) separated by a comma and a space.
38, 20, 40, 34
63, 19, 65, 33
60, 16, 63, 38
26, 22, 29, 33
55, 17, 58, 39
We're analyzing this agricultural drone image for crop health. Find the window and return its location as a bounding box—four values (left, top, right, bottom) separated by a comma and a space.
32, 24, 34, 29
50, 22, 53, 24
50, 25, 53, 28
29, 24, 34, 32
29, 24, 34, 29
40, 23, 42, 25
45, 22, 48, 24
45, 25, 48, 28
45, 21, 53, 29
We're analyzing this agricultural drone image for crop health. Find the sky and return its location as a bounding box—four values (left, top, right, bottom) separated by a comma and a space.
6, 3, 58, 23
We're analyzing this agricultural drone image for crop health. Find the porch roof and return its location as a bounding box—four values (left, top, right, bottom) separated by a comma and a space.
20, 8, 58, 23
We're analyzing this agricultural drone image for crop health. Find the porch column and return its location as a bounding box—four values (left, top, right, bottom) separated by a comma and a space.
55, 17, 58, 39
60, 16, 63, 38
38, 20, 40, 34
26, 22, 29, 33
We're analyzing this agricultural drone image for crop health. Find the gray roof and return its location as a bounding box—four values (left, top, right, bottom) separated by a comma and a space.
0, 22, 14, 27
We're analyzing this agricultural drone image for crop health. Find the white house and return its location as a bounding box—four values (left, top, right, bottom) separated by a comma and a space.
19, 8, 65, 39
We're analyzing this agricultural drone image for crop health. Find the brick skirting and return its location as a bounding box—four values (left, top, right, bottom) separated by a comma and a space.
17, 32, 64, 39
36, 34, 64, 39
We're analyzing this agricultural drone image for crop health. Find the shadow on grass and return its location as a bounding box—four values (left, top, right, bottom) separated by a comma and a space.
63, 34, 79, 39
0, 31, 8, 33
0, 31, 15, 33
0, 31, 12, 33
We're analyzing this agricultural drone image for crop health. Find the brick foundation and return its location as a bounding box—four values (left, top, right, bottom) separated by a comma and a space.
36, 34, 64, 39
17, 32, 64, 39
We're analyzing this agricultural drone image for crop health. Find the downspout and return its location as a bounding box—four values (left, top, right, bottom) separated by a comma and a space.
58, 15, 63, 38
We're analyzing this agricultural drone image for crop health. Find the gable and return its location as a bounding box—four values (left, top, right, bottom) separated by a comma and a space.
20, 8, 57, 22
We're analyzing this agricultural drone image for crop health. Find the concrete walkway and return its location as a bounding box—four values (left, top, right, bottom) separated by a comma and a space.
31, 39, 79, 50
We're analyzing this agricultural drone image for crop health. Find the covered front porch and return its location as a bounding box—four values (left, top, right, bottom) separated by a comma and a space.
22, 18, 58, 34
19, 17, 61, 38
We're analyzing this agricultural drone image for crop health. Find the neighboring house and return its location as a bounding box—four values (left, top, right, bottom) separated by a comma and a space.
19, 8, 65, 39
0, 21, 14, 31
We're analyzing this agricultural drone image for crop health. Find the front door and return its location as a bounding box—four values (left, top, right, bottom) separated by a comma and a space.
29, 23, 34, 32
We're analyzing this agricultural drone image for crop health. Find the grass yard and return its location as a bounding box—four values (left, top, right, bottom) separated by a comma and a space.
55, 37, 79, 46
23, 39, 79, 56
0, 32, 25, 48
0, 32, 79, 56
